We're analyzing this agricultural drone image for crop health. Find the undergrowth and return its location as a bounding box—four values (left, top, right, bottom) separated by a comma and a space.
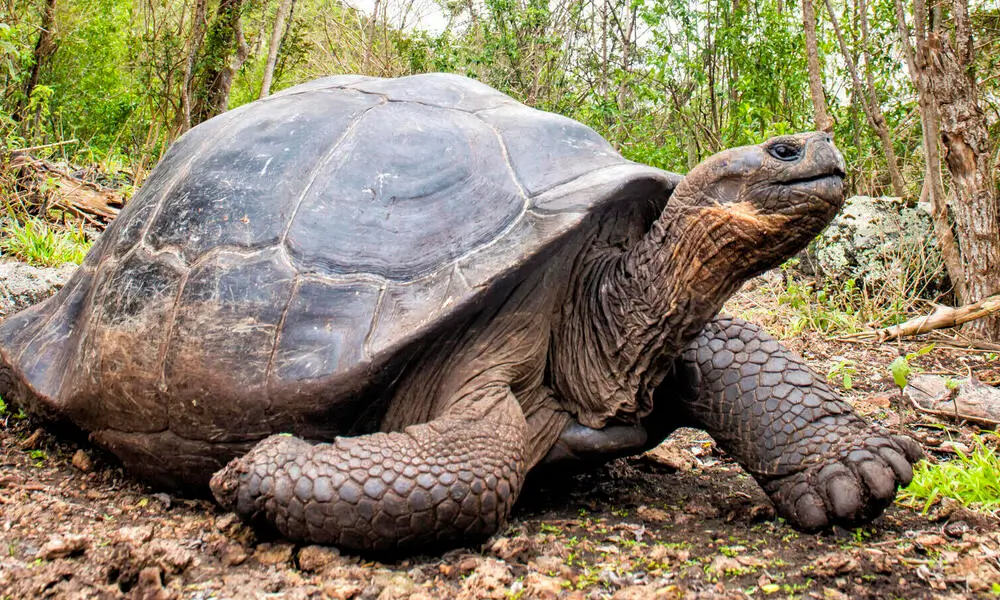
898, 433, 1000, 514
0, 219, 91, 266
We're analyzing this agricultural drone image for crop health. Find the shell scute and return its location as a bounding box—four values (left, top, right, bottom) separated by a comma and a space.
345, 73, 515, 112
284, 101, 524, 281
145, 89, 383, 263
270, 278, 382, 386
67, 248, 184, 433
478, 104, 621, 197
163, 248, 296, 442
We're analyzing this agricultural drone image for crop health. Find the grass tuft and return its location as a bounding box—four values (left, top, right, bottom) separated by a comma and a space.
0, 219, 91, 266
898, 433, 1000, 514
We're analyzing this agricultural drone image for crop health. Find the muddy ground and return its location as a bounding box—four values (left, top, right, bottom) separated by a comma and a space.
1, 280, 999, 600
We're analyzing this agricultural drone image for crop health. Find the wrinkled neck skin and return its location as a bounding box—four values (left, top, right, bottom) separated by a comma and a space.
550, 189, 805, 429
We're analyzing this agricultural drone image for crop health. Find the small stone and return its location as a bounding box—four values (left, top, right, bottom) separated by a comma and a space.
521, 573, 563, 600
254, 542, 294, 566
37, 533, 89, 560
530, 554, 564, 574
297, 545, 341, 572
146, 540, 195, 574
71, 449, 92, 472
214, 512, 240, 532
457, 556, 479, 575
112, 525, 155, 546
636, 505, 671, 523
322, 581, 364, 600
807, 552, 858, 577
944, 520, 969, 538
221, 543, 248, 567
133, 566, 177, 600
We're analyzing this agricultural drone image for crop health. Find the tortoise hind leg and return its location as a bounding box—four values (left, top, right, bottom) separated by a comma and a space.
211, 384, 527, 552
667, 315, 922, 530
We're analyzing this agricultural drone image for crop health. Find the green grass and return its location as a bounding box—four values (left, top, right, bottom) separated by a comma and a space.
0, 219, 92, 266
899, 434, 1000, 514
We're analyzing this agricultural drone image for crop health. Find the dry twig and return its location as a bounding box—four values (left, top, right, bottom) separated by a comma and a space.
840, 294, 1000, 343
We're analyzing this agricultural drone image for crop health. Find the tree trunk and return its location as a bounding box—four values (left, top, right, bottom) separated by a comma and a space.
21, 0, 58, 115
896, 0, 1000, 338
259, 0, 294, 99
824, 0, 905, 197
802, 0, 832, 131
177, 0, 209, 135
191, 0, 250, 126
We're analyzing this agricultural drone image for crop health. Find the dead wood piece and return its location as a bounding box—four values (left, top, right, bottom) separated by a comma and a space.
8, 151, 123, 223
841, 294, 1000, 343
904, 374, 1000, 427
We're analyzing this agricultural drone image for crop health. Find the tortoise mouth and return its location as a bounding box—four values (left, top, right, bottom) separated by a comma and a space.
780, 170, 845, 186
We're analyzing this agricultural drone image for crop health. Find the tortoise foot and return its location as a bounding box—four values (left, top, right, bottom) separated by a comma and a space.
763, 432, 922, 531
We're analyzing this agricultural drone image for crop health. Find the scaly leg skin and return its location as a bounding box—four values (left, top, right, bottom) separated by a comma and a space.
671, 315, 923, 531
210, 386, 526, 553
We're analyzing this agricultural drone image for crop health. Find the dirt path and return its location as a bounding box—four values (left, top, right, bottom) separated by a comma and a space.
2, 283, 999, 599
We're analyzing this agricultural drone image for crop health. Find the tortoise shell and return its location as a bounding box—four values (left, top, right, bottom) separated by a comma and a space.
0, 73, 678, 482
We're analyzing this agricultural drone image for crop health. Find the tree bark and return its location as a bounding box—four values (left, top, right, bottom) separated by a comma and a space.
177, 0, 209, 135
259, 0, 294, 99
21, 0, 58, 114
852, 0, 906, 198
802, 0, 832, 131
896, 0, 1000, 339
191, 0, 250, 126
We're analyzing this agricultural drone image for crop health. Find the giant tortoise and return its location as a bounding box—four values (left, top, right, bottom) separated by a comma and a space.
0, 73, 921, 553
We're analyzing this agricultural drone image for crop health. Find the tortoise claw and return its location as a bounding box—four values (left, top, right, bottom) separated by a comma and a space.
765, 432, 923, 531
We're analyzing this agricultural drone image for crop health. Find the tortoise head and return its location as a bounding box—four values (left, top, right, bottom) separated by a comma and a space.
672, 131, 846, 275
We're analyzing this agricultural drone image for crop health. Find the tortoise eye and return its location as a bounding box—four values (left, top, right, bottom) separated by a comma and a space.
768, 143, 801, 161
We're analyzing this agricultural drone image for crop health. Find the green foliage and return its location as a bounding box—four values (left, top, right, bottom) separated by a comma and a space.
778, 274, 867, 335
0, 219, 92, 266
888, 344, 934, 391
899, 434, 1000, 513
826, 358, 856, 390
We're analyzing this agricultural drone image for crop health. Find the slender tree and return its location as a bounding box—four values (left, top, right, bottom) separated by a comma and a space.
895, 0, 1000, 337
824, 0, 905, 197
259, 0, 295, 98
21, 0, 58, 115
191, 0, 250, 125
802, 0, 832, 131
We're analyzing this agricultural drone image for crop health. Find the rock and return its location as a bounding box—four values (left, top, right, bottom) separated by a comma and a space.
220, 543, 248, 567
0, 260, 77, 316
806, 552, 858, 577
456, 558, 513, 600
321, 581, 365, 600
643, 442, 698, 471
521, 572, 564, 600
71, 449, 93, 472
131, 566, 177, 600
488, 535, 537, 562
905, 374, 1000, 427
636, 505, 672, 523
144, 540, 195, 574
796, 196, 946, 294
254, 542, 295, 566
36, 533, 90, 560
112, 525, 156, 546
296, 545, 341, 572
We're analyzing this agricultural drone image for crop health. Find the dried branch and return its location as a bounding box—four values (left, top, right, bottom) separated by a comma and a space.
842, 293, 1000, 342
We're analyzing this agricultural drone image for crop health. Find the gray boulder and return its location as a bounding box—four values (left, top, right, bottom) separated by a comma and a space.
799, 196, 947, 296
0, 261, 77, 316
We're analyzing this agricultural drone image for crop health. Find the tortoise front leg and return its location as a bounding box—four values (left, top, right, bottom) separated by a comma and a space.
670, 315, 922, 530
210, 385, 526, 552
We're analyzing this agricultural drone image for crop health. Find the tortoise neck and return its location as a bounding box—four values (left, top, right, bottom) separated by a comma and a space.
548, 200, 760, 429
